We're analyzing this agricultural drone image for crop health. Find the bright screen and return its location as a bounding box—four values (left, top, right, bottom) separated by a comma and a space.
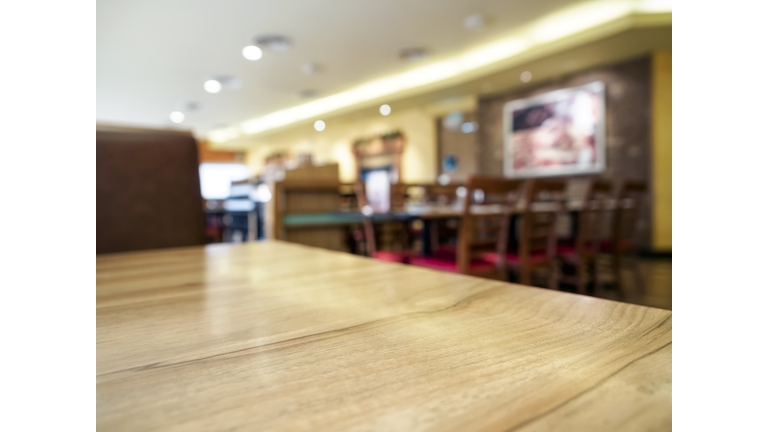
365, 169, 391, 213
199, 163, 249, 200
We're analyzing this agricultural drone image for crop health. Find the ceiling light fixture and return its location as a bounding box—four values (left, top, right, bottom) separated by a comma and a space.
204, 79, 222, 93
242, 45, 263, 61
169, 111, 185, 123
255, 35, 292, 52
379, 104, 391, 116
314, 120, 326, 131
208, 1, 670, 144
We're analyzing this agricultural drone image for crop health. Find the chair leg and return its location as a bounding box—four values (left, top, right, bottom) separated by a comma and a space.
613, 252, 626, 300
548, 260, 559, 290
520, 266, 531, 286
576, 259, 588, 295
593, 256, 605, 298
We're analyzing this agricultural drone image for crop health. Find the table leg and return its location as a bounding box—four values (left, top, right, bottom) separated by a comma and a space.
421, 219, 431, 257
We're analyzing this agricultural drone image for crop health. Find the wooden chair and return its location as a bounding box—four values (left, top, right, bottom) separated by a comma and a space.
353, 182, 414, 263
485, 179, 567, 289
557, 179, 612, 294
409, 175, 523, 279
601, 179, 648, 299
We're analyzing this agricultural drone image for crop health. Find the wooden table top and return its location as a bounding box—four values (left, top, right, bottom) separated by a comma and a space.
97, 241, 671, 432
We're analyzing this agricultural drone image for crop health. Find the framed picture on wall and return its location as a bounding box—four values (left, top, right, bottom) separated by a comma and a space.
503, 81, 606, 178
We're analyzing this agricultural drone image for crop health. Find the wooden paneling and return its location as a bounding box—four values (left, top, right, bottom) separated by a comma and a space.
477, 56, 653, 250
97, 241, 672, 431
96, 128, 206, 254
197, 139, 241, 164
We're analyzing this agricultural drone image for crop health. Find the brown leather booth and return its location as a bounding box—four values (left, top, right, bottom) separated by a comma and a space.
96, 126, 206, 254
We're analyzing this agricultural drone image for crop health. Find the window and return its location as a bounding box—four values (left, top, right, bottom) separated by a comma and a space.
199, 163, 249, 200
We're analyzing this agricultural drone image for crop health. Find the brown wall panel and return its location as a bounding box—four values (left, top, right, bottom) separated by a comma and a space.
476, 55, 653, 249
96, 129, 206, 254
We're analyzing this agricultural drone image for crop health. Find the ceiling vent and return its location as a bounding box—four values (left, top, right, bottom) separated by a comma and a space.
254, 35, 292, 52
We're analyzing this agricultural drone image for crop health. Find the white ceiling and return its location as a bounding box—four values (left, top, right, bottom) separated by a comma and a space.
96, 0, 598, 135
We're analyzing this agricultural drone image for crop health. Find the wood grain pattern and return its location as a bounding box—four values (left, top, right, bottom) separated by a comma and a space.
97, 241, 671, 431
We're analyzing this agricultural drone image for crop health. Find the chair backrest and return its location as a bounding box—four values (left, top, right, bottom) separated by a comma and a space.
96, 128, 206, 254
613, 179, 648, 251
518, 179, 568, 264
353, 181, 377, 256
576, 178, 614, 255
354, 182, 411, 256
457, 176, 524, 274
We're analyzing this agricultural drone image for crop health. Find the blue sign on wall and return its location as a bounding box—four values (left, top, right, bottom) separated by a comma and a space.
442, 154, 458, 173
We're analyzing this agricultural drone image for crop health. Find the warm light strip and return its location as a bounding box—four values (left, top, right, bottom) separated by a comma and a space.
209, 0, 670, 144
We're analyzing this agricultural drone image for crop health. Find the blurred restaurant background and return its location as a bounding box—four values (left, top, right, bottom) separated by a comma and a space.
97, 0, 672, 309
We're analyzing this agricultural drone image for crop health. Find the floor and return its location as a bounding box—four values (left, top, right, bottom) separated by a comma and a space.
598, 258, 673, 310
529, 256, 672, 310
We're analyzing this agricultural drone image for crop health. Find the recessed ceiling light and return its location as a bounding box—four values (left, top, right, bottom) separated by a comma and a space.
208, 2, 672, 143
204, 76, 242, 93
464, 14, 486, 30
314, 120, 326, 131
218, 76, 242, 90
520, 71, 532, 82
169, 111, 185, 123
204, 79, 222, 93
255, 35, 292, 52
379, 104, 391, 116
397, 47, 427, 62
242, 45, 263, 61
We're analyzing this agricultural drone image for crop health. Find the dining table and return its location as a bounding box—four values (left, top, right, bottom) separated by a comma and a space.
97, 240, 671, 431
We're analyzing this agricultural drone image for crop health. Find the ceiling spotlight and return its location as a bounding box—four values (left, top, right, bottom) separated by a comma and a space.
204, 79, 222, 93
169, 111, 185, 124
314, 120, 326, 131
255, 35, 292, 52
242, 45, 263, 61
379, 104, 391, 116
520, 71, 532, 82
464, 14, 486, 30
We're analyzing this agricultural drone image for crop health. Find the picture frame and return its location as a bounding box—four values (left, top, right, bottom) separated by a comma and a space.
502, 81, 606, 178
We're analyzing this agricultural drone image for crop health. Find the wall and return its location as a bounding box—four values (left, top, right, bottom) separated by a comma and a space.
436, 112, 479, 182
245, 108, 437, 184
198, 139, 243, 164
651, 51, 672, 252
477, 55, 655, 250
